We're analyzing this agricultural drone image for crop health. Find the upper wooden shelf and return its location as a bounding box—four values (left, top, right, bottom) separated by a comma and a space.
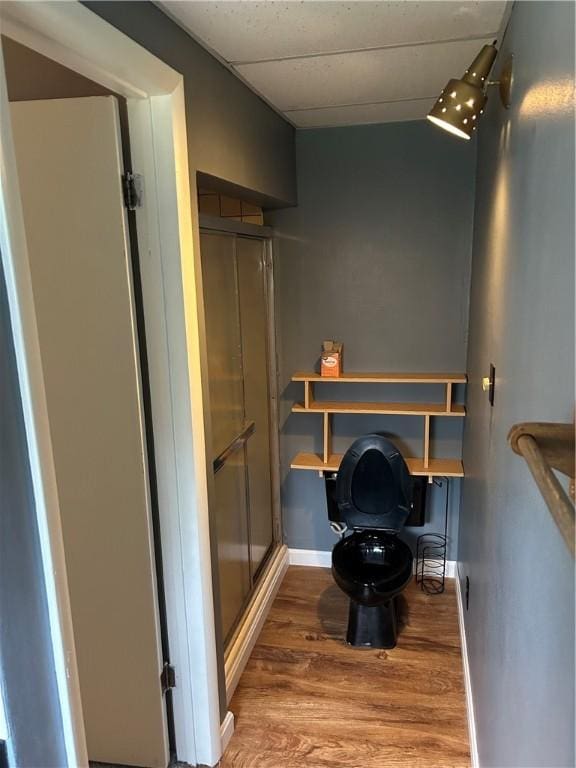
292, 371, 467, 384
293, 401, 466, 417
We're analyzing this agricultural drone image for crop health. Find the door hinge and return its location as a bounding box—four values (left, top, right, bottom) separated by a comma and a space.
160, 662, 176, 693
122, 171, 142, 210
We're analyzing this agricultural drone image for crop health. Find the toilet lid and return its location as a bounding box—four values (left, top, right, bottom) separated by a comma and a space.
335, 434, 412, 532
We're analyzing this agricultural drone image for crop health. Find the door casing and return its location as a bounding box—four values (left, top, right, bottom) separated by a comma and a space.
0, 3, 222, 765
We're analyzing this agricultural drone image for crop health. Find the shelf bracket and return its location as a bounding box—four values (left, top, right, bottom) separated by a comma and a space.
323, 413, 332, 464
423, 415, 430, 470
304, 380, 313, 409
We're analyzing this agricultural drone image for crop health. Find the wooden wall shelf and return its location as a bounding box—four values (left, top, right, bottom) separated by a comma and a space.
290, 371, 467, 480
293, 372, 467, 384
293, 401, 466, 417
290, 452, 464, 477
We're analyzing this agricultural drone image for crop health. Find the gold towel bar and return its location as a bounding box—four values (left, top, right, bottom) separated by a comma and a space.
508, 422, 575, 557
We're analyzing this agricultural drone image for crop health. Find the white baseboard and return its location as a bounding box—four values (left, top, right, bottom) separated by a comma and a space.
224, 544, 289, 704
455, 564, 479, 768
413, 559, 458, 579
220, 710, 234, 755
289, 548, 457, 578
289, 548, 332, 567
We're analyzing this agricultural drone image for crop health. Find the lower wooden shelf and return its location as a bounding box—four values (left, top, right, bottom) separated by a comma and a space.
290, 451, 464, 478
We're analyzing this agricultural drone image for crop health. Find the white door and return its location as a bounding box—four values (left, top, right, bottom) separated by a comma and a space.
10, 97, 170, 768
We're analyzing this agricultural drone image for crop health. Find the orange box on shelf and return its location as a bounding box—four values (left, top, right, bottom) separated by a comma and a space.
320, 341, 343, 377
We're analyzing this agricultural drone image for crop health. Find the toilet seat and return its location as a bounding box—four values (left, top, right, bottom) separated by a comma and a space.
336, 434, 412, 532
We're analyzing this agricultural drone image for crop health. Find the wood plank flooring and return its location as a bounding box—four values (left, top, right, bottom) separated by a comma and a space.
220, 567, 469, 768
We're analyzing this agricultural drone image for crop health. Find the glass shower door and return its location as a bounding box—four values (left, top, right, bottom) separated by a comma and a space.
201, 229, 275, 643
201, 232, 251, 640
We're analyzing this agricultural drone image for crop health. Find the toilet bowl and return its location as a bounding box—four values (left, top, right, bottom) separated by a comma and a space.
333, 530, 412, 648
330, 435, 414, 649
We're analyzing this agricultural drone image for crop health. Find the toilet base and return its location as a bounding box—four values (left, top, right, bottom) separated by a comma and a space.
346, 597, 398, 649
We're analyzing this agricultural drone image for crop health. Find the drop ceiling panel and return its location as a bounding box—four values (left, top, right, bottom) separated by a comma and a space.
158, 0, 509, 128
236, 37, 494, 112
287, 98, 437, 129
161, 1, 506, 62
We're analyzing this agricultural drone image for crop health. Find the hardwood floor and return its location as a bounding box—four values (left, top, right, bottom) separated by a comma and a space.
221, 566, 470, 768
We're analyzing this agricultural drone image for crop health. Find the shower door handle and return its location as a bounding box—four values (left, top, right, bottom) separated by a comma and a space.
213, 421, 256, 474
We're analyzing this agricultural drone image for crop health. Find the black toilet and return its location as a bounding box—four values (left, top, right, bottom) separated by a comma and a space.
331, 435, 414, 649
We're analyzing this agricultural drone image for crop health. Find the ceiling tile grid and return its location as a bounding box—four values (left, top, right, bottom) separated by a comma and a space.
236, 38, 496, 111
159, 1, 509, 128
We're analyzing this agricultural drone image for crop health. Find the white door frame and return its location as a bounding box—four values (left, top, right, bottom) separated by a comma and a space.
0, 4, 222, 766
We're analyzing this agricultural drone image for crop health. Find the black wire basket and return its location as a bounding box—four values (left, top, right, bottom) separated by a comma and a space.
415, 478, 450, 595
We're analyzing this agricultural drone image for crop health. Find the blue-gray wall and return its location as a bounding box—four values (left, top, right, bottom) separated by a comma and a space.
85, 1, 296, 207
459, 2, 575, 766
268, 122, 476, 555
0, 260, 67, 768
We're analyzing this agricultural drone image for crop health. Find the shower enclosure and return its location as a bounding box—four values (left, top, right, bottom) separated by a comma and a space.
200, 226, 279, 645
